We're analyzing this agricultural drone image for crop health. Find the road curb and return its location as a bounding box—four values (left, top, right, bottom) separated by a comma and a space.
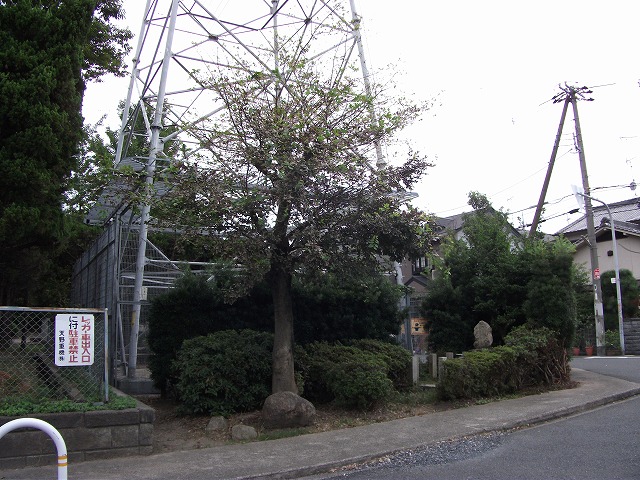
239, 381, 640, 479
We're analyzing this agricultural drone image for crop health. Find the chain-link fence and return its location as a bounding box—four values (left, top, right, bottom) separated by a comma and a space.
72, 217, 212, 380
0, 307, 108, 405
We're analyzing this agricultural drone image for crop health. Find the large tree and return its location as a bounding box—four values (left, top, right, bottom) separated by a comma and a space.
154, 60, 433, 393
0, 0, 131, 304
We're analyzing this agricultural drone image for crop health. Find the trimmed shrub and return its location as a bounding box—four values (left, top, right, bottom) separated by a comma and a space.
347, 339, 412, 390
437, 326, 569, 401
436, 347, 518, 400
147, 274, 272, 394
172, 330, 273, 415
328, 359, 394, 410
293, 274, 404, 345
503, 325, 569, 387
300, 342, 396, 409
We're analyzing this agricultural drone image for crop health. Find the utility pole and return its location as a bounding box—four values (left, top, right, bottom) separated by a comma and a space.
533, 84, 604, 354
529, 95, 570, 235
565, 85, 606, 355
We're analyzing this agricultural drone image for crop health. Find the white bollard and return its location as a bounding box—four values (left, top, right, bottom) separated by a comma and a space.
0, 418, 68, 480
412, 354, 420, 384
430, 353, 438, 379
438, 356, 447, 379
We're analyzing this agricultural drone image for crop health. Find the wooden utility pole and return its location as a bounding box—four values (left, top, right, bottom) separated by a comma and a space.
528, 96, 570, 235
568, 86, 606, 356
531, 84, 604, 355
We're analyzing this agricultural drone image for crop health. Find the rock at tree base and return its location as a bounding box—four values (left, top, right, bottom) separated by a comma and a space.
231, 424, 258, 441
261, 391, 316, 429
474, 320, 493, 349
206, 416, 228, 433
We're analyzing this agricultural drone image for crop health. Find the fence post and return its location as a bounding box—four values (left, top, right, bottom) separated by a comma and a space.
430, 353, 438, 379
412, 354, 420, 384
104, 308, 109, 403
0, 418, 68, 480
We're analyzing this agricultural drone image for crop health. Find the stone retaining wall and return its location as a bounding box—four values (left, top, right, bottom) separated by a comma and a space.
0, 397, 154, 470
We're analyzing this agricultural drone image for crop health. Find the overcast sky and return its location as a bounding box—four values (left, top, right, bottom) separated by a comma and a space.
83, 1, 640, 234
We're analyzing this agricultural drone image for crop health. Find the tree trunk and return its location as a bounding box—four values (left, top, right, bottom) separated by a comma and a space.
270, 265, 298, 393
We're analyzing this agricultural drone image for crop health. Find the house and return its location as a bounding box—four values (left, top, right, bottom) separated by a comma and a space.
554, 197, 640, 282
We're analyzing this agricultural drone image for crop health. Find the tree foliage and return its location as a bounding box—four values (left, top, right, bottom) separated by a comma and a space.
0, 0, 131, 304
422, 192, 577, 352
153, 55, 433, 393
601, 269, 640, 330
82, 0, 132, 82
293, 273, 405, 345
521, 238, 577, 344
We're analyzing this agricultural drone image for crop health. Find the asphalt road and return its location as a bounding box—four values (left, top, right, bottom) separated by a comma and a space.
315, 357, 640, 480
572, 355, 640, 383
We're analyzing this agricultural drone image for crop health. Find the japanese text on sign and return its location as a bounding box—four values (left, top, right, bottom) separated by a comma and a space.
54, 314, 94, 366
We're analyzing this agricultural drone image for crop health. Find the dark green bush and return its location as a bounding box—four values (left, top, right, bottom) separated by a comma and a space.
437, 326, 569, 401
147, 274, 272, 394
601, 269, 640, 331
300, 342, 396, 409
172, 330, 273, 415
522, 241, 577, 349
293, 274, 404, 345
436, 347, 518, 400
347, 339, 412, 390
327, 358, 394, 410
148, 273, 403, 394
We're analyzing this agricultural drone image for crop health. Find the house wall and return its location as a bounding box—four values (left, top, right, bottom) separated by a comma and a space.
573, 236, 640, 280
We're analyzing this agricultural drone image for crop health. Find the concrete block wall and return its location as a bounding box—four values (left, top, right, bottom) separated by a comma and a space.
0, 398, 154, 470
623, 318, 640, 355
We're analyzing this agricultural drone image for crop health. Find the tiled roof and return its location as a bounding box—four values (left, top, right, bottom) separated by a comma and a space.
434, 208, 523, 239
608, 219, 640, 236
572, 219, 640, 248
555, 197, 640, 235
434, 212, 466, 232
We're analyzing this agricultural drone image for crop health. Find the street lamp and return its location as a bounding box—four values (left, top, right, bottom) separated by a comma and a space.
577, 193, 625, 354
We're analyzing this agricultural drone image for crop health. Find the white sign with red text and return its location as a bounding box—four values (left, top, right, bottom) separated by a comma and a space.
54, 314, 94, 366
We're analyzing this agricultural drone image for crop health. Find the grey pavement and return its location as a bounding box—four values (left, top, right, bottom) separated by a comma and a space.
2, 368, 640, 480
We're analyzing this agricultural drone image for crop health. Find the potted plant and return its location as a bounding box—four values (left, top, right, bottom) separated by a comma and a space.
605, 330, 621, 356
571, 344, 581, 356
584, 343, 595, 356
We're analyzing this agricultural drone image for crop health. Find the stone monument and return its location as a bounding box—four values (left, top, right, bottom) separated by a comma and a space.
473, 320, 493, 349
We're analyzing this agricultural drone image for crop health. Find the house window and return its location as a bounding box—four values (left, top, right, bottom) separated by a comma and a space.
412, 256, 429, 275
409, 296, 424, 318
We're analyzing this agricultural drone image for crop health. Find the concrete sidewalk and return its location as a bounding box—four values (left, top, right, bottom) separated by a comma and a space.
2, 368, 640, 480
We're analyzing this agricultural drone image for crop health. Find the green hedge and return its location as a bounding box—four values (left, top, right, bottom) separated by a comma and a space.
346, 339, 413, 390
147, 275, 272, 395
437, 326, 569, 401
172, 330, 273, 415
147, 273, 403, 395
170, 332, 411, 414
300, 340, 410, 409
